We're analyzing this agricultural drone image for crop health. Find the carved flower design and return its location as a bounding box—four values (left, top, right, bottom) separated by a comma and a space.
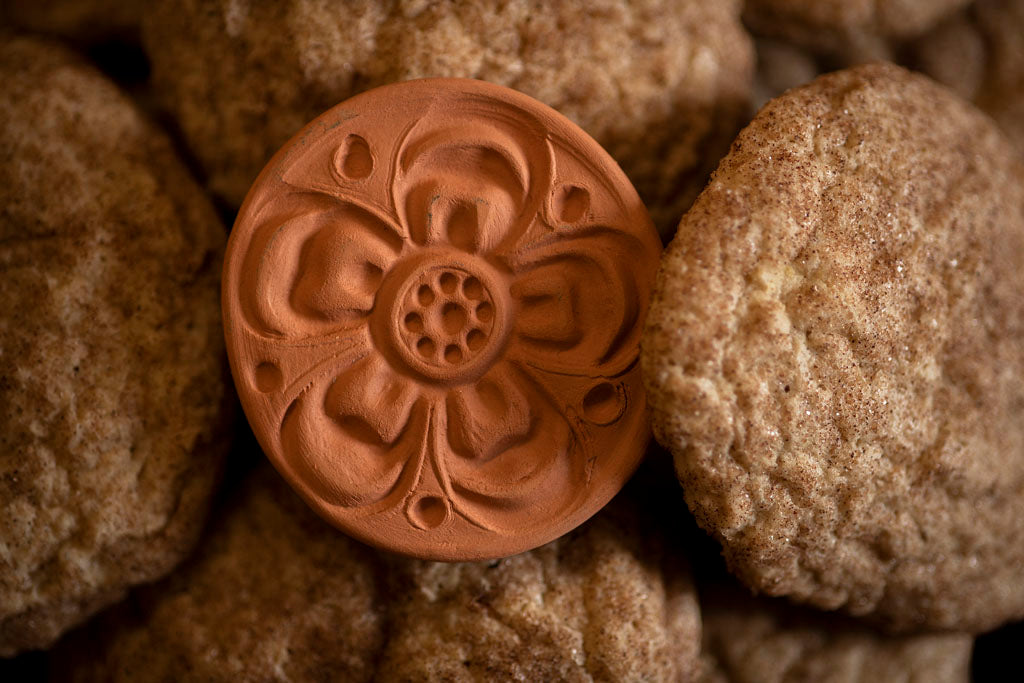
224, 81, 659, 557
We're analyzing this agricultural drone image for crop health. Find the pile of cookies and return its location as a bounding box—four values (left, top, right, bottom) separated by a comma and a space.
2, 0, 1021, 680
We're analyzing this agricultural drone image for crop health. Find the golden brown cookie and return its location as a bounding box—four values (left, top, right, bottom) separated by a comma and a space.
56, 464, 702, 682
140, 0, 753, 237
698, 582, 972, 683
743, 0, 971, 61
0, 36, 230, 655
1, 0, 139, 42
912, 0, 1024, 157
642, 64, 1024, 632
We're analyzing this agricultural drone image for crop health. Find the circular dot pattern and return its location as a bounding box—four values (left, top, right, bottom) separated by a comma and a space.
399, 267, 494, 371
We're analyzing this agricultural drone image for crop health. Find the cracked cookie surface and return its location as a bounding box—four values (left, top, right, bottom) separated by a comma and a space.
140, 0, 752, 237
697, 582, 972, 683
642, 63, 1024, 632
0, 35, 230, 655
57, 464, 701, 682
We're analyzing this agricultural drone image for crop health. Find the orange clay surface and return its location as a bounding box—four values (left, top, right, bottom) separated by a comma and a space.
222, 78, 661, 560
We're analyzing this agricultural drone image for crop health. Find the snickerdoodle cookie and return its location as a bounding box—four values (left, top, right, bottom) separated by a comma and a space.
743, 0, 970, 61
140, 0, 753, 237
56, 464, 701, 682
698, 582, 972, 683
912, 0, 1024, 156
1, 1, 139, 42
642, 63, 1024, 632
0, 35, 230, 655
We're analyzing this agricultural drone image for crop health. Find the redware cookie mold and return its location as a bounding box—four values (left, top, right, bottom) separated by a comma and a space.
222, 78, 661, 561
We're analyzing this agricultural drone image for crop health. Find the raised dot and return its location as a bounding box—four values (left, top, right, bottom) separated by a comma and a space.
463, 276, 484, 300
444, 345, 463, 364
418, 284, 435, 306
254, 362, 283, 393
466, 328, 486, 351
582, 382, 625, 425
408, 495, 447, 530
405, 312, 423, 333
476, 301, 493, 322
417, 337, 435, 359
442, 302, 467, 334
439, 271, 458, 294
336, 134, 373, 179
554, 184, 590, 224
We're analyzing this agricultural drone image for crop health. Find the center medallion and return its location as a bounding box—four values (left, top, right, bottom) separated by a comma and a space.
374, 250, 510, 385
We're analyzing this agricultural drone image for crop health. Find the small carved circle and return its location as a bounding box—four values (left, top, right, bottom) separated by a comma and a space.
405, 312, 424, 333
554, 184, 590, 224
418, 284, 435, 306
253, 362, 283, 393
416, 337, 435, 359
408, 494, 449, 530
444, 344, 463, 364
335, 133, 374, 180
476, 301, 493, 323
442, 302, 468, 334
439, 271, 458, 294
466, 328, 486, 351
582, 381, 626, 425
463, 276, 483, 300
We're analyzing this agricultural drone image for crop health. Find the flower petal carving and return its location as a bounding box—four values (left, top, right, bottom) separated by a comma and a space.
394, 107, 553, 256
224, 79, 659, 560
402, 177, 519, 254
280, 377, 427, 509
240, 198, 402, 340
509, 228, 651, 377
325, 354, 418, 445
445, 384, 580, 527
444, 362, 532, 461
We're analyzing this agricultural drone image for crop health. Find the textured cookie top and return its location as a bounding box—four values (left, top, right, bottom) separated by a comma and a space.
698, 583, 973, 683
57, 465, 702, 683
0, 36, 228, 654
223, 78, 661, 561
642, 63, 1024, 632
141, 0, 753, 235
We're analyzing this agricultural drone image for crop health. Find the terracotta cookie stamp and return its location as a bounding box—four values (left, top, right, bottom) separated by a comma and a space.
223, 78, 660, 561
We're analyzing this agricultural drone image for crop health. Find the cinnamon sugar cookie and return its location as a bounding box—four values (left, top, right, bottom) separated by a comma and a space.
642, 64, 1024, 632
0, 36, 230, 655
57, 465, 702, 682
140, 0, 753, 237
698, 582, 972, 683
743, 0, 970, 61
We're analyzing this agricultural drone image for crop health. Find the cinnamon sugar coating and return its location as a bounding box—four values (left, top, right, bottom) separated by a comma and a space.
642, 64, 1024, 632
698, 582, 972, 683
140, 0, 753, 237
57, 465, 701, 682
0, 36, 230, 655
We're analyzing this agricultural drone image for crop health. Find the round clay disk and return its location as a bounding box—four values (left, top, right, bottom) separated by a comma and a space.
223, 78, 661, 561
